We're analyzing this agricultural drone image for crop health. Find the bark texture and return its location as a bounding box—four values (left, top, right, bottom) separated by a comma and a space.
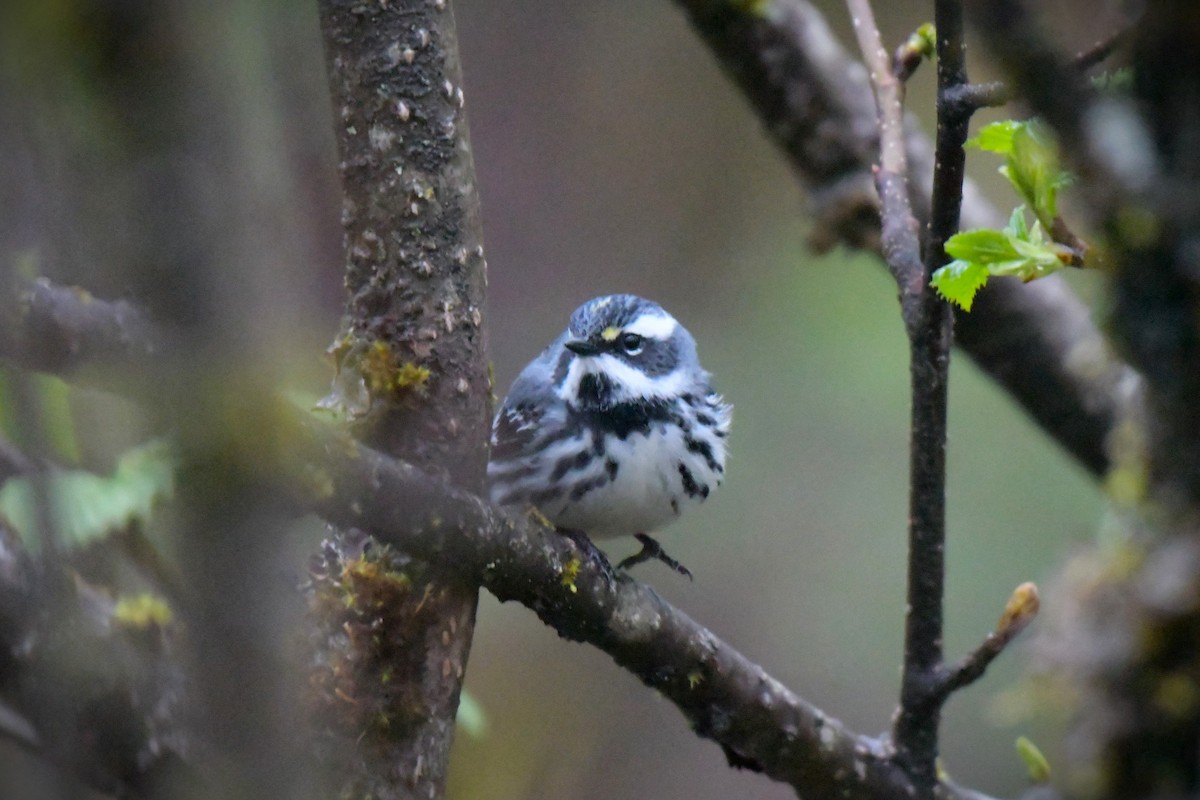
314, 1, 490, 797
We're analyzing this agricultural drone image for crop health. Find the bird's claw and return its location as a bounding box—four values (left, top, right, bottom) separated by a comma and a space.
617, 533, 694, 580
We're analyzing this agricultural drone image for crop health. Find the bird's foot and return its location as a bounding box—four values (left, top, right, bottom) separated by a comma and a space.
617, 533, 693, 580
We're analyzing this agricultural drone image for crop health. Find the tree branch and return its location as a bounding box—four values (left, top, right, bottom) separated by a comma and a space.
292, 408, 1002, 800
846, 0, 925, 330
0, 278, 157, 394
967, 5, 1200, 798
672, 0, 1135, 479
935, 582, 1039, 702
315, 0, 490, 796
844, 0, 968, 791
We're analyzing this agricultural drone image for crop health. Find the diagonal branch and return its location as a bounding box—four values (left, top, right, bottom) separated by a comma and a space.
292, 408, 999, 800
672, 0, 1135, 479
0, 275, 1019, 800
935, 582, 1039, 702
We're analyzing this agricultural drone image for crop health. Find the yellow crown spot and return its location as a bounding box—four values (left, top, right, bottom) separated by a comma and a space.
601, 326, 621, 342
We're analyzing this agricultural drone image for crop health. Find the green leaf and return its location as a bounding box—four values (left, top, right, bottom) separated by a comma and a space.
969, 119, 1073, 228
1092, 67, 1133, 91
935, 208, 1075, 310
456, 689, 489, 738
1008, 205, 1028, 239
931, 259, 991, 311
944, 228, 1023, 265
1006, 120, 1071, 223
966, 120, 1020, 154
1015, 735, 1051, 783
0, 438, 176, 552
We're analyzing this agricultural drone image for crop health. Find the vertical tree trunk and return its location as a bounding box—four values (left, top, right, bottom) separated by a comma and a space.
313, 1, 490, 797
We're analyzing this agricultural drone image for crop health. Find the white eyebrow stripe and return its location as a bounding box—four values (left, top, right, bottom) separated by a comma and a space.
624, 313, 677, 340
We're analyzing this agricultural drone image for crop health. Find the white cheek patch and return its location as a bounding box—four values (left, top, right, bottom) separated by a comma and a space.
624, 313, 677, 341
555, 354, 690, 405
556, 358, 586, 404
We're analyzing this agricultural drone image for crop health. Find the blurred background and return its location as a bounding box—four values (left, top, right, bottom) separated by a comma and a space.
0, 0, 1128, 797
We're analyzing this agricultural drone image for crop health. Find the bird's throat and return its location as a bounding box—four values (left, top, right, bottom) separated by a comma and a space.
576, 371, 616, 408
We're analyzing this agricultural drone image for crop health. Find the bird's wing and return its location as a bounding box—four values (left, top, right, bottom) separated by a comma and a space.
489, 333, 570, 467
489, 397, 545, 465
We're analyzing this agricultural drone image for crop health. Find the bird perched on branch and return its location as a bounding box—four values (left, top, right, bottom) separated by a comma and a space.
487, 294, 731, 578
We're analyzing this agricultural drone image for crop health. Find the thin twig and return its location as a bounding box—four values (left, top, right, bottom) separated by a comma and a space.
846, 0, 926, 329
1073, 23, 1133, 72
935, 583, 1039, 700
942, 81, 1010, 113
938, 20, 1131, 115
892, 0, 973, 791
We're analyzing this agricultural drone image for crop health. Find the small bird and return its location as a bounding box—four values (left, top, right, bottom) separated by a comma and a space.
487, 294, 731, 578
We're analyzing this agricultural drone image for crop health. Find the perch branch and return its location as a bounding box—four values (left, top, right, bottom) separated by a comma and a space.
292, 407, 999, 800
0, 275, 1019, 800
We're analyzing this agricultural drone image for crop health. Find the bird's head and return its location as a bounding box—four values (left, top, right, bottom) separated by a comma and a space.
554, 294, 704, 409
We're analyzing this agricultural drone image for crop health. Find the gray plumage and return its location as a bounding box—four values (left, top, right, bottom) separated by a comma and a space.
488, 295, 731, 543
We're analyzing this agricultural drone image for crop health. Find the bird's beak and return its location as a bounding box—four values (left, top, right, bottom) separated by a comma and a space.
565, 338, 602, 357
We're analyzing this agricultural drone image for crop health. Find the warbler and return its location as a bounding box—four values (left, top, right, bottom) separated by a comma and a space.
487, 294, 731, 577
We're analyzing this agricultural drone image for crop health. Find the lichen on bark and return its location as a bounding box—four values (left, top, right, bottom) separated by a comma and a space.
313, 1, 490, 797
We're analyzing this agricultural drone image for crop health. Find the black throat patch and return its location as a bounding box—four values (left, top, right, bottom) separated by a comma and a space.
577, 372, 616, 408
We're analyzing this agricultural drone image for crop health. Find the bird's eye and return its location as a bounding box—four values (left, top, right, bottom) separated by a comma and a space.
620, 333, 644, 355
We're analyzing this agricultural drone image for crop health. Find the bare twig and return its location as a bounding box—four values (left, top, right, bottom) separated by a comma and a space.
941, 81, 1010, 113
938, 21, 1132, 115
1073, 23, 1133, 72
853, 0, 971, 791
846, 0, 925, 329
936, 582, 1039, 700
